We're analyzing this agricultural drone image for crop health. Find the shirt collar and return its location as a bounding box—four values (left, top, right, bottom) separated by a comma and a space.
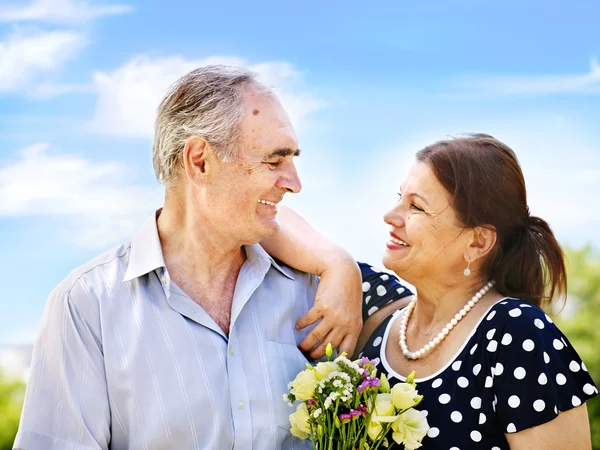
123, 209, 295, 282
123, 209, 166, 282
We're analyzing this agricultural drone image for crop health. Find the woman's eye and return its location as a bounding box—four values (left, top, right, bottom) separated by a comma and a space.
411, 204, 424, 212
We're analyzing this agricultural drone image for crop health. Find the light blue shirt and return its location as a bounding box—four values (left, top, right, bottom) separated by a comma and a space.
14, 212, 316, 450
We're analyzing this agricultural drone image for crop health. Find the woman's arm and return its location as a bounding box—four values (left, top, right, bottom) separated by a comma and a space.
506, 404, 591, 449
261, 206, 363, 359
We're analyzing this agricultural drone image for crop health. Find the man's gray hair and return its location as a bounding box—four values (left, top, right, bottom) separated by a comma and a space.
152, 65, 269, 186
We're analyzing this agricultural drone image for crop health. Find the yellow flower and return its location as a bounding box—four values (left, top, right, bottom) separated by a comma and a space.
314, 361, 339, 380
289, 403, 311, 439
290, 368, 318, 401
374, 393, 395, 418
391, 381, 419, 411
367, 419, 383, 440
379, 373, 391, 393
391, 408, 429, 450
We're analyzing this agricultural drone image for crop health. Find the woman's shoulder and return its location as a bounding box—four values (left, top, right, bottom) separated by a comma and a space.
483, 298, 559, 337
358, 262, 413, 322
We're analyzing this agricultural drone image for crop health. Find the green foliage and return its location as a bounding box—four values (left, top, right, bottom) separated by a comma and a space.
0, 373, 24, 450
555, 245, 600, 449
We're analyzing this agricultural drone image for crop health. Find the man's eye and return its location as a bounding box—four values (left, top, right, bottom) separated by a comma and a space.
397, 192, 403, 201
266, 161, 280, 169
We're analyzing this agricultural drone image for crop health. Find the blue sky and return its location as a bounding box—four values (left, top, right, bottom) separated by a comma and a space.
0, 0, 599, 345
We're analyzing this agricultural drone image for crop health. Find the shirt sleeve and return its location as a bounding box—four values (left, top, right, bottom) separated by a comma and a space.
358, 262, 413, 323
14, 279, 110, 450
491, 302, 599, 434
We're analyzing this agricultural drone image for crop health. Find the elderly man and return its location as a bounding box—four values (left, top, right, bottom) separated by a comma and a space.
14, 66, 361, 450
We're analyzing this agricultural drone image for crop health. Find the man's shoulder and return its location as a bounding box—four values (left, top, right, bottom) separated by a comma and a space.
52, 242, 132, 300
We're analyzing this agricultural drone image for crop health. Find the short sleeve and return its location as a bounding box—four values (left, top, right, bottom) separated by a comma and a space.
490, 301, 599, 434
358, 262, 413, 322
14, 280, 111, 450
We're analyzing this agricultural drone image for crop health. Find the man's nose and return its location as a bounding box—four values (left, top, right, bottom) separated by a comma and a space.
277, 164, 302, 194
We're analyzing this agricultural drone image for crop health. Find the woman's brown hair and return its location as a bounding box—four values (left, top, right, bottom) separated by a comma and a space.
416, 133, 567, 307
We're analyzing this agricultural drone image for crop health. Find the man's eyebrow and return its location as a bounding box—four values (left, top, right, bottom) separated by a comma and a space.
267, 148, 301, 158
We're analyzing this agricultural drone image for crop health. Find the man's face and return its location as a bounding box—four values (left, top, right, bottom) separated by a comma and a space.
205, 91, 302, 245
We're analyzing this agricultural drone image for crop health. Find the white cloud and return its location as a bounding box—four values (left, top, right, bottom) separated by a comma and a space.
0, 0, 132, 25
454, 57, 600, 97
0, 143, 162, 249
88, 55, 326, 138
0, 27, 85, 92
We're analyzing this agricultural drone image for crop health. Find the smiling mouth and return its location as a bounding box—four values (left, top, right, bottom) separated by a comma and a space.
390, 236, 410, 247
258, 199, 277, 206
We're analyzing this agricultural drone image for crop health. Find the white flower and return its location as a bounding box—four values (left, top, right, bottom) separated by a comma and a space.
391, 409, 429, 450
290, 368, 319, 401
313, 408, 322, 419
315, 361, 340, 380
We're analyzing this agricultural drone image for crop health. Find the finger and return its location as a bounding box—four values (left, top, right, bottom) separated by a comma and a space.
298, 320, 332, 353
308, 330, 344, 360
296, 305, 322, 330
338, 333, 359, 358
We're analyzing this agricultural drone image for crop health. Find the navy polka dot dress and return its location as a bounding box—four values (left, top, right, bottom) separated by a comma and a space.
358, 263, 599, 449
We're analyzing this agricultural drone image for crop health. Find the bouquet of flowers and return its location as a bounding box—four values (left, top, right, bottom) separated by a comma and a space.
284, 344, 429, 450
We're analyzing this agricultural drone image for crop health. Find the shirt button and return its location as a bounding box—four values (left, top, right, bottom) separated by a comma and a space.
229, 347, 235, 356
160, 275, 167, 284
238, 401, 245, 410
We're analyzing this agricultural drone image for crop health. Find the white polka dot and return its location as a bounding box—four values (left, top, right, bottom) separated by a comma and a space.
522, 339, 535, 352
509, 308, 522, 317
544, 352, 550, 364
432, 378, 443, 388
538, 373, 548, 385
439, 393, 451, 404
533, 399, 545, 412
362, 282, 371, 292
492, 447, 501, 450
493, 395, 498, 412
572, 395, 582, 407
569, 361, 581, 372
514, 367, 526, 380
487, 340, 498, 352
553, 339, 564, 350
582, 362, 588, 372
486, 328, 496, 339
485, 376, 493, 388
380, 274, 389, 281
427, 427, 440, 438
486, 311, 496, 321
396, 287, 405, 295
500, 301, 508, 305
450, 448, 460, 450
372, 336, 383, 347
583, 384, 596, 395
473, 364, 482, 376
520, 303, 532, 308
508, 395, 520, 408
421, 409, 429, 417
556, 373, 567, 385
479, 412, 486, 424
534, 318, 545, 329
457, 377, 469, 388
470, 343, 478, 355
470, 397, 482, 409
357, 352, 363, 358
501, 333, 513, 345
507, 423, 517, 433
372, 357, 381, 367
365, 295, 371, 304
452, 360, 462, 371
470, 430, 482, 442
554, 406, 558, 415
376, 285, 387, 296
367, 306, 379, 316
450, 411, 462, 423
545, 313, 553, 323
495, 363, 504, 376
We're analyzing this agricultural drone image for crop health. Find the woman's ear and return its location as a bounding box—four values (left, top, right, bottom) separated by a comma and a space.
465, 225, 497, 263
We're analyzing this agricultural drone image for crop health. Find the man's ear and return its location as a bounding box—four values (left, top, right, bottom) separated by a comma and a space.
182, 136, 212, 186
464, 225, 497, 263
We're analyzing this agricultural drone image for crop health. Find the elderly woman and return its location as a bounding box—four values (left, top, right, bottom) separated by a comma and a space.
262, 134, 597, 449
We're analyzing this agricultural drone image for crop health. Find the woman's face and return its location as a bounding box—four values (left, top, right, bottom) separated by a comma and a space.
382, 161, 473, 285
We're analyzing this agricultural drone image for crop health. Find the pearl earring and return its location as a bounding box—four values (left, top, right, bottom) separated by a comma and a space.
464, 261, 471, 276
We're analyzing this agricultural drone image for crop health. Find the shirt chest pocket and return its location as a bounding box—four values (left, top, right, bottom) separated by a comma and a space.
265, 341, 310, 431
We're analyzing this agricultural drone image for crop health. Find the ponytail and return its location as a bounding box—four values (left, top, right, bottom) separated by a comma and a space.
489, 215, 567, 307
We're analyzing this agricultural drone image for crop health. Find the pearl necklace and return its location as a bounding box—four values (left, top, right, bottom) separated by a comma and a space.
399, 280, 496, 360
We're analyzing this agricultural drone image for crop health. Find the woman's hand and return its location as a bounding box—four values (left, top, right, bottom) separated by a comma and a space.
297, 258, 363, 360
